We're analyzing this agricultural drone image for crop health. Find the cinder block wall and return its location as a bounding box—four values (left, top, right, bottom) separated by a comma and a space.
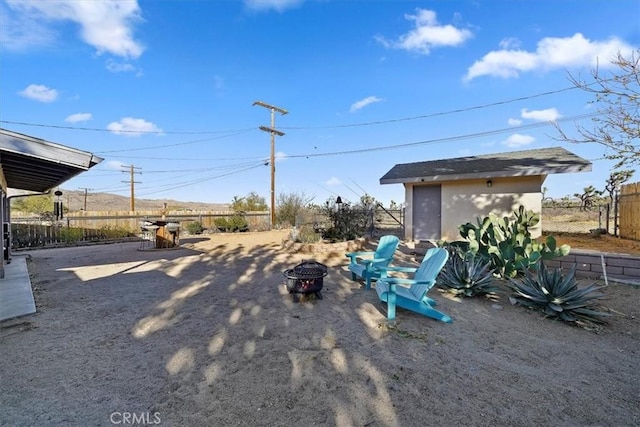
544, 250, 640, 281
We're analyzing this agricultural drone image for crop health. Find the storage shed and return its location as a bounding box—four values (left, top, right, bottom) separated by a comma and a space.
380, 147, 591, 242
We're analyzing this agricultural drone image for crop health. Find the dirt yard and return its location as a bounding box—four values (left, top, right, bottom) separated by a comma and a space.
547, 232, 640, 256
1, 230, 638, 426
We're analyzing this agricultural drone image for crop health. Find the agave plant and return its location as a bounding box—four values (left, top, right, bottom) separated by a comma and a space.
507, 262, 611, 325
438, 248, 498, 297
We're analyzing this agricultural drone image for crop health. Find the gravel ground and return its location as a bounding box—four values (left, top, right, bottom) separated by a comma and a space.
1, 230, 638, 426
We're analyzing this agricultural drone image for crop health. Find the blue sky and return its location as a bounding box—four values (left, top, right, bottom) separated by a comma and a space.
1, 0, 638, 208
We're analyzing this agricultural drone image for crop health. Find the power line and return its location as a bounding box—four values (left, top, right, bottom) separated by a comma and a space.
0, 82, 591, 138
73, 112, 605, 200
76, 160, 268, 194
0, 120, 255, 135
96, 129, 256, 154
284, 112, 599, 159
137, 162, 266, 197
349, 177, 371, 196
91, 111, 600, 164
283, 85, 581, 130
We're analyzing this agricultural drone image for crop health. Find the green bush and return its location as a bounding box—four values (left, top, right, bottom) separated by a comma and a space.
59, 227, 84, 244
99, 224, 133, 239
231, 192, 267, 212
186, 221, 204, 235
276, 191, 313, 227
214, 215, 248, 232
293, 224, 321, 243
508, 263, 611, 326
320, 201, 369, 242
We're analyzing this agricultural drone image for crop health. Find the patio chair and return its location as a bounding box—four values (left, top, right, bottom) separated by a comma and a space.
345, 235, 400, 290
375, 247, 451, 323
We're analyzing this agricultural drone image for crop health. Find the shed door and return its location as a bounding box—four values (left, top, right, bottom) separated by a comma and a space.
413, 185, 441, 240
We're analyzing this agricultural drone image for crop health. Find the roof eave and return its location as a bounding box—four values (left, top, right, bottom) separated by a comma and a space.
380, 164, 592, 185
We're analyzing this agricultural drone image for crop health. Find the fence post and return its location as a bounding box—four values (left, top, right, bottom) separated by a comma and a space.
606, 203, 610, 234
613, 191, 619, 237
598, 206, 603, 230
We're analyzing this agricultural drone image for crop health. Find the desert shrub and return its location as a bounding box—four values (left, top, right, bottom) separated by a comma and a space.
214, 215, 248, 232
228, 215, 248, 232
186, 221, 204, 235
507, 263, 611, 326
99, 224, 133, 239
438, 247, 498, 297
231, 192, 267, 212
320, 202, 369, 242
59, 227, 84, 244
292, 224, 321, 243
276, 191, 314, 227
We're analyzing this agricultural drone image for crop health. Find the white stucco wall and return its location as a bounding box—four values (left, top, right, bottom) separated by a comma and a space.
405, 176, 544, 242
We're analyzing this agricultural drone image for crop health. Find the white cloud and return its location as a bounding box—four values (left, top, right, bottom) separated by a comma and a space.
275, 151, 287, 162
350, 96, 383, 113
105, 160, 126, 170
0, 3, 56, 50
65, 113, 92, 123
19, 84, 58, 102
503, 134, 535, 148
465, 33, 635, 81
3, 0, 144, 58
521, 108, 561, 122
499, 37, 521, 50
106, 59, 141, 75
376, 8, 472, 55
244, 0, 303, 12
107, 117, 163, 137
507, 118, 522, 126
325, 177, 342, 186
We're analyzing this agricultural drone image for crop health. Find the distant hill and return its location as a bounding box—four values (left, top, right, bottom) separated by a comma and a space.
60, 189, 229, 212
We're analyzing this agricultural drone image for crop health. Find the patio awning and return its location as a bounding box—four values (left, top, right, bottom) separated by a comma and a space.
0, 128, 103, 193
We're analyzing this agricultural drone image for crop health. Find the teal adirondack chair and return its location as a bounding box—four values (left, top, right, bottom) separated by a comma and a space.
345, 235, 400, 290
375, 247, 451, 323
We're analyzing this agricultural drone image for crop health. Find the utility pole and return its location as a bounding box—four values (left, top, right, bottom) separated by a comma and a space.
78, 188, 93, 211
121, 165, 142, 212
253, 100, 287, 228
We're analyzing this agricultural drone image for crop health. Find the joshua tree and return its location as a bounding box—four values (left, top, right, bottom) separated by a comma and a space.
574, 185, 603, 211
604, 169, 635, 202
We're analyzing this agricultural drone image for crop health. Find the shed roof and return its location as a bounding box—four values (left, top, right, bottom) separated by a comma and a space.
0, 128, 103, 193
380, 147, 591, 185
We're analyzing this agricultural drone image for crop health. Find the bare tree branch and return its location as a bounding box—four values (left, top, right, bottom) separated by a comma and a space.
553, 49, 640, 169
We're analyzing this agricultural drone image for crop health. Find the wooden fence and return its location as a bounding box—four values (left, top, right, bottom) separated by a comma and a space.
65, 210, 272, 233
10, 210, 271, 249
10, 207, 404, 249
10, 222, 137, 248
619, 182, 640, 240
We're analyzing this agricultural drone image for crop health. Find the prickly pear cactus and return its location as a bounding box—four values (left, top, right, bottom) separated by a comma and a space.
458, 206, 570, 278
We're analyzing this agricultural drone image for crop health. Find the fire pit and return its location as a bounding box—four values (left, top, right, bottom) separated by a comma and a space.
283, 261, 328, 301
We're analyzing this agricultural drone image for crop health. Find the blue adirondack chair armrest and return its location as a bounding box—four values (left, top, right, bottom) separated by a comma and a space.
376, 265, 418, 278
345, 251, 375, 264
377, 277, 435, 287
361, 258, 391, 271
